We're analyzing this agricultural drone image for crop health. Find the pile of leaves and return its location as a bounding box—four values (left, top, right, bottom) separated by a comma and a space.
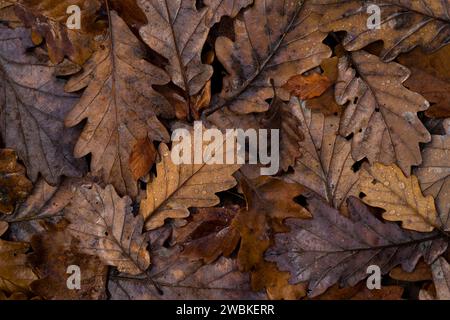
0, 0, 449, 300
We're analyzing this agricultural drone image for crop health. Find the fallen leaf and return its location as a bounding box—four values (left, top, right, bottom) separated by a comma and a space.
390, 260, 432, 282
14, 0, 106, 64
109, 244, 265, 300
204, 0, 252, 26
0, 225, 37, 294
210, 0, 331, 114
314, 0, 450, 61
284, 98, 360, 212
266, 196, 447, 297
0, 26, 87, 185
140, 141, 240, 231
65, 11, 170, 198
283, 73, 332, 100
28, 222, 108, 300
314, 283, 404, 300
335, 51, 431, 174
139, 0, 213, 96
65, 183, 150, 275
398, 46, 450, 118
420, 257, 450, 300
0, 149, 32, 214
415, 132, 450, 231
360, 163, 439, 232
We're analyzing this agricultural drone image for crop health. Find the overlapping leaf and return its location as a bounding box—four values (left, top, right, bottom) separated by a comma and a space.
211, 0, 331, 114
65, 183, 150, 275
0, 26, 86, 185
335, 51, 431, 174
313, 0, 450, 61
65, 11, 170, 198
266, 196, 448, 297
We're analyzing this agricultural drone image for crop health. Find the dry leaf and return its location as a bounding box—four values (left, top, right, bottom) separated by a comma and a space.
420, 257, 450, 300
283, 73, 332, 100
139, 0, 213, 96
140, 142, 240, 231
65, 11, 170, 198
398, 46, 450, 119
15, 0, 106, 64
28, 222, 108, 300
360, 163, 439, 233
109, 244, 265, 300
390, 260, 432, 282
0, 226, 37, 294
266, 196, 447, 297
0, 149, 32, 214
204, 0, 252, 26
284, 98, 360, 211
335, 51, 431, 174
65, 183, 150, 275
415, 131, 450, 231
211, 0, 331, 114
314, 283, 404, 300
314, 0, 450, 61
0, 26, 87, 185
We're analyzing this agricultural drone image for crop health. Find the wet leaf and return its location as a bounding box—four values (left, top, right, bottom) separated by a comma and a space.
65, 11, 170, 198
335, 51, 431, 174
0, 26, 87, 185
65, 183, 150, 275
420, 257, 450, 300
204, 0, 252, 27
266, 196, 447, 297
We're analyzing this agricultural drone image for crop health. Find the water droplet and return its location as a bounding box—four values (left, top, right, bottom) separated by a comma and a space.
383, 181, 390, 186
398, 182, 405, 189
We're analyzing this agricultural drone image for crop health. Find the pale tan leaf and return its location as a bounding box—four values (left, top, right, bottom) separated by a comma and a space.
140, 142, 240, 230
335, 51, 430, 174
285, 98, 360, 211
65, 183, 150, 275
204, 0, 252, 26
420, 258, 450, 300
360, 163, 438, 232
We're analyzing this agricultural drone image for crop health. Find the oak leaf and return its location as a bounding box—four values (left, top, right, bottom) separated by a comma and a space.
360, 163, 439, 233
313, 0, 450, 61
335, 51, 430, 174
204, 0, 252, 27
420, 257, 450, 300
65, 183, 150, 275
210, 0, 331, 114
65, 11, 170, 198
0, 225, 37, 294
138, 0, 213, 96
14, 0, 106, 64
284, 98, 360, 211
415, 131, 450, 231
0, 149, 32, 214
0, 26, 86, 185
266, 196, 447, 297
140, 143, 240, 230
283, 73, 332, 100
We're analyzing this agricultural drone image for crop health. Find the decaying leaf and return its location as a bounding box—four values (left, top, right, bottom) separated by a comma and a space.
28, 222, 108, 300
139, 0, 213, 97
0, 225, 37, 294
314, 0, 450, 61
420, 257, 450, 300
140, 142, 240, 231
283, 73, 332, 100
65, 183, 150, 275
360, 163, 439, 233
172, 206, 240, 264
285, 98, 360, 211
65, 11, 170, 198
398, 46, 450, 119
266, 196, 447, 297
109, 244, 265, 300
204, 0, 252, 26
14, 0, 106, 64
390, 260, 432, 282
335, 51, 431, 174
0, 26, 86, 185
210, 0, 331, 114
415, 131, 450, 231
314, 283, 404, 300
0, 149, 32, 214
